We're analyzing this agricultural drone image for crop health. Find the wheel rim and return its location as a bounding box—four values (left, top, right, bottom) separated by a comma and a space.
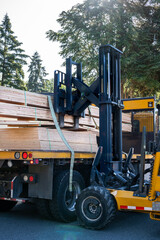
64, 181, 81, 211
81, 196, 103, 222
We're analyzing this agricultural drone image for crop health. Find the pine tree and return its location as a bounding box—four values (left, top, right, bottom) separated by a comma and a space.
0, 14, 28, 89
27, 52, 48, 93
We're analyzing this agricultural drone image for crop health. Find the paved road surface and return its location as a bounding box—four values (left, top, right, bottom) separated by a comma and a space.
0, 202, 159, 240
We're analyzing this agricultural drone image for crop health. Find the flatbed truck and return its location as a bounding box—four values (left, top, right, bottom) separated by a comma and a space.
0, 149, 95, 222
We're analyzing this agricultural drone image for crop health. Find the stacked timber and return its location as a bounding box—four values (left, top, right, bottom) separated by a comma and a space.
0, 86, 131, 152
0, 127, 97, 152
0, 86, 131, 131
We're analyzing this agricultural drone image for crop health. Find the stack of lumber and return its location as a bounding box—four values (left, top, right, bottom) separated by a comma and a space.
0, 127, 97, 152
0, 86, 131, 131
0, 86, 131, 152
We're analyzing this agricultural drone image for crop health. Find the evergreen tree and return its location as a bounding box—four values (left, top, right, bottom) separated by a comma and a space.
0, 14, 28, 89
46, 0, 160, 97
44, 78, 54, 93
27, 52, 48, 93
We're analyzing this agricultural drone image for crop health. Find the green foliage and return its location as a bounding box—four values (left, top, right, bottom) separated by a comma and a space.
46, 0, 160, 98
27, 52, 48, 93
0, 14, 28, 89
43, 78, 54, 93
125, 0, 160, 97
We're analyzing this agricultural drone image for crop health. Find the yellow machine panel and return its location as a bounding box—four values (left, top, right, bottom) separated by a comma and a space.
134, 112, 154, 132
0, 150, 95, 160
123, 98, 154, 111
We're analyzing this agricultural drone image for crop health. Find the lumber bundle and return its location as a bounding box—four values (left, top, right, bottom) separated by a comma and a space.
0, 86, 49, 108
0, 86, 131, 132
0, 127, 98, 152
0, 86, 132, 152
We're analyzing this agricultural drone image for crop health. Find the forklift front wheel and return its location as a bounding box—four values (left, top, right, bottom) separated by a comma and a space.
76, 186, 117, 230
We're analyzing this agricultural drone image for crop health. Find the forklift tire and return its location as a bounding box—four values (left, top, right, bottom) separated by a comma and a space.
0, 200, 17, 212
49, 170, 85, 222
75, 186, 117, 230
36, 199, 52, 219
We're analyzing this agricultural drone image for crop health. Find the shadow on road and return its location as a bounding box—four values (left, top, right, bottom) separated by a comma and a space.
0, 202, 159, 240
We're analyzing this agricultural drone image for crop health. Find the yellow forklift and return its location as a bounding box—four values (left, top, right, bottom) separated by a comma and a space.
75, 45, 160, 229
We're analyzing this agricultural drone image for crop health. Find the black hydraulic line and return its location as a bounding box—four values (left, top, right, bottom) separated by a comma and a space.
139, 126, 146, 193
123, 147, 134, 174
90, 146, 104, 186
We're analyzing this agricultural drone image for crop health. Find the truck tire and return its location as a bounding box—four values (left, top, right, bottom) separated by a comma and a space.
49, 170, 85, 222
75, 186, 117, 230
0, 200, 17, 212
36, 199, 51, 219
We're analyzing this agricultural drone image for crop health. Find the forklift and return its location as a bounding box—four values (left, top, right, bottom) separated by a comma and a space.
54, 44, 160, 229
1, 45, 160, 227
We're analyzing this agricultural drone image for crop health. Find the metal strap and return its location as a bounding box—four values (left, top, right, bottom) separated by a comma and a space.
35, 108, 37, 120
88, 105, 99, 129
47, 128, 52, 150
24, 91, 27, 106
88, 127, 93, 153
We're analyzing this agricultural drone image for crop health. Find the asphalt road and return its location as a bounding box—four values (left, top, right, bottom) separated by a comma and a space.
0, 202, 159, 240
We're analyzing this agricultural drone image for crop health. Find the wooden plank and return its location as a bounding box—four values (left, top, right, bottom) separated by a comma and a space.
0, 127, 97, 145
0, 127, 98, 152
122, 113, 131, 124
85, 106, 99, 118
0, 102, 52, 120
0, 102, 98, 127
0, 86, 51, 108
40, 141, 97, 152
122, 123, 132, 132
0, 120, 40, 127
38, 128, 97, 145
0, 114, 131, 133
0, 87, 131, 131
85, 105, 131, 124
0, 140, 41, 150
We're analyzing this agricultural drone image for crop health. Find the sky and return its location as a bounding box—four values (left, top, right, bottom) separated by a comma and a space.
0, 0, 84, 80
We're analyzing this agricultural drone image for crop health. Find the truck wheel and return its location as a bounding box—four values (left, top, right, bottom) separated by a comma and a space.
36, 199, 51, 219
75, 186, 117, 230
0, 200, 17, 212
49, 170, 85, 222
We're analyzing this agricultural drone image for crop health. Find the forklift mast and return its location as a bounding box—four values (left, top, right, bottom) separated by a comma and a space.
99, 45, 123, 174
53, 45, 123, 175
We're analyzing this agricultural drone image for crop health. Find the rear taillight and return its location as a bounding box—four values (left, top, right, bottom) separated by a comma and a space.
34, 159, 39, 164
23, 159, 40, 165
29, 176, 34, 182
22, 152, 28, 159
30, 159, 39, 165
